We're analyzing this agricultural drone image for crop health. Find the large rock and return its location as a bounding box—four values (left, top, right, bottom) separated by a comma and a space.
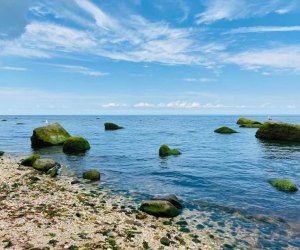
104, 122, 123, 130
159, 144, 181, 157
239, 124, 262, 128
270, 180, 298, 192
140, 200, 181, 218
237, 118, 261, 125
214, 127, 237, 134
256, 122, 300, 142
33, 159, 57, 171
0, 151, 4, 156
31, 122, 71, 148
83, 170, 100, 181
63, 137, 90, 154
20, 154, 40, 166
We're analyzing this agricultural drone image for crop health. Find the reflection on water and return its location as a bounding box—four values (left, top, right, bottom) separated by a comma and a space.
1, 115, 300, 248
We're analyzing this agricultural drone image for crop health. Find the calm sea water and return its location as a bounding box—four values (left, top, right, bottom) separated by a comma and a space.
1, 115, 300, 248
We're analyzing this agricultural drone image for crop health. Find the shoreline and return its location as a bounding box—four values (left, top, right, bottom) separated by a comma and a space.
0, 154, 225, 250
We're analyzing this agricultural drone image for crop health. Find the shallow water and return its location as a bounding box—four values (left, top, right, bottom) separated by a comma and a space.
1, 115, 300, 248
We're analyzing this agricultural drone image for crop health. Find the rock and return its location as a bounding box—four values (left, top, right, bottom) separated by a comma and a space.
214, 127, 237, 134
0, 151, 4, 156
1, 119, 7, 122
237, 118, 261, 125
140, 199, 182, 218
104, 122, 123, 130
20, 154, 40, 166
256, 122, 300, 142
47, 167, 59, 177
63, 137, 90, 154
239, 124, 262, 128
82, 170, 100, 181
33, 159, 57, 171
160, 237, 170, 246
159, 144, 181, 157
31, 122, 71, 148
270, 180, 298, 192
71, 180, 81, 185
155, 194, 183, 209
16, 122, 24, 125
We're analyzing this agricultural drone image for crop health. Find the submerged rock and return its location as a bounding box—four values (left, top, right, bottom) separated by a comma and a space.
63, 136, 90, 154
33, 159, 57, 171
20, 154, 40, 166
140, 195, 183, 217
31, 122, 71, 148
214, 127, 237, 134
256, 122, 300, 142
83, 170, 100, 181
237, 118, 261, 125
104, 122, 123, 130
159, 144, 181, 157
270, 180, 298, 192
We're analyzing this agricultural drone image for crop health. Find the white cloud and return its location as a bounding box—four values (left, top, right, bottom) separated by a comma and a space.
183, 78, 216, 82
227, 26, 300, 34
133, 102, 155, 108
0, 66, 27, 71
196, 0, 298, 24
159, 101, 201, 108
55, 64, 108, 76
101, 103, 127, 108
224, 46, 300, 72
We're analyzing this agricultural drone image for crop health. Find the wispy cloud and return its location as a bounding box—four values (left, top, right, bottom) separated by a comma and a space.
0, 66, 27, 71
224, 46, 300, 72
55, 64, 109, 76
196, 0, 299, 24
227, 26, 300, 34
101, 103, 127, 108
183, 78, 216, 82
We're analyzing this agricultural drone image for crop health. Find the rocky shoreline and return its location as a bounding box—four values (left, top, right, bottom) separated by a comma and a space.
0, 154, 226, 250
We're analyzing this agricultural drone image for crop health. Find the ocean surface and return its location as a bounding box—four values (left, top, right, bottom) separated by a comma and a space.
1, 115, 300, 248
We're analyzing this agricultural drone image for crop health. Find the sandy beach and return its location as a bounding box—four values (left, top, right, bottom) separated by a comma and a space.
0, 154, 224, 250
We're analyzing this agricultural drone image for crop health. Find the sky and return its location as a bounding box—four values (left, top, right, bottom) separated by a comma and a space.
0, 0, 300, 115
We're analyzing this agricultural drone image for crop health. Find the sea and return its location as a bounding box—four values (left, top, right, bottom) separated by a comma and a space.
0, 115, 299, 249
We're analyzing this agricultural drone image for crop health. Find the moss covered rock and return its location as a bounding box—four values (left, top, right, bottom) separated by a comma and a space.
104, 122, 123, 130
31, 122, 71, 148
33, 159, 57, 171
239, 124, 262, 128
47, 167, 59, 177
140, 199, 182, 218
83, 170, 100, 181
256, 122, 300, 142
159, 144, 181, 157
0, 151, 4, 156
20, 154, 40, 166
63, 137, 90, 154
270, 180, 298, 192
214, 127, 237, 134
237, 118, 261, 125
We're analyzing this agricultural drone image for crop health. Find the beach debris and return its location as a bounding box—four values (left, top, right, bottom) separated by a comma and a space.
159, 144, 181, 157
104, 122, 123, 130
63, 136, 90, 154
31, 122, 71, 148
140, 195, 183, 217
82, 169, 100, 181
270, 179, 298, 192
214, 127, 238, 134
256, 122, 300, 142
20, 154, 40, 166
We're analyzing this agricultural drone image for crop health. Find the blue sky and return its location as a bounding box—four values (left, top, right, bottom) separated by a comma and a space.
0, 0, 300, 115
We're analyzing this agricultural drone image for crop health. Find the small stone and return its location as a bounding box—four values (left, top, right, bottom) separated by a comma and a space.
160, 237, 170, 246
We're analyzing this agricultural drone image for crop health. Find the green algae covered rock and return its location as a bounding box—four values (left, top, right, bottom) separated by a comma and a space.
31, 122, 71, 148
63, 137, 90, 154
140, 199, 182, 218
20, 154, 40, 166
270, 180, 298, 192
104, 122, 123, 130
214, 126, 237, 134
237, 118, 261, 125
33, 159, 57, 171
240, 124, 262, 128
83, 170, 100, 181
47, 167, 59, 177
159, 144, 181, 157
256, 122, 300, 142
